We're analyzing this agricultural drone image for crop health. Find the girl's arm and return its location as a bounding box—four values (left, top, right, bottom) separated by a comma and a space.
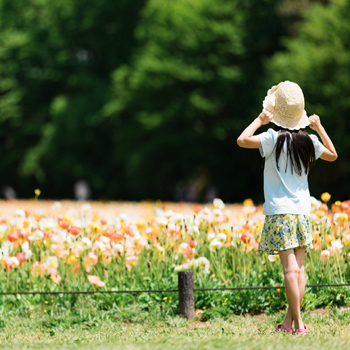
237, 111, 273, 149
309, 114, 337, 162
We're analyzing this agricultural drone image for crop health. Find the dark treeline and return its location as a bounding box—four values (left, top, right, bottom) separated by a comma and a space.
0, 0, 348, 203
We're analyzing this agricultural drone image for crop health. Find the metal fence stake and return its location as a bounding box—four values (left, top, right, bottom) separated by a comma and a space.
178, 270, 195, 320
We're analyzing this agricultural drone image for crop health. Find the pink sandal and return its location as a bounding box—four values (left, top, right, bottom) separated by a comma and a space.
270, 324, 294, 334
293, 324, 308, 335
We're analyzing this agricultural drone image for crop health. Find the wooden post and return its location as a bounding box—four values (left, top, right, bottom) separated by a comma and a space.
178, 270, 195, 319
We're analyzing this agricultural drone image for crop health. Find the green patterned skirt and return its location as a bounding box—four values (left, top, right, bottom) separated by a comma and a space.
258, 214, 313, 254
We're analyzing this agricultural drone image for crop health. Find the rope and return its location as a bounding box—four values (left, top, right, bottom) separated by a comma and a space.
1, 283, 350, 296
0, 289, 178, 296
194, 283, 350, 291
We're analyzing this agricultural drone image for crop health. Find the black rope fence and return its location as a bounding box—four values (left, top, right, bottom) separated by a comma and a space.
2, 271, 349, 319
1, 283, 350, 296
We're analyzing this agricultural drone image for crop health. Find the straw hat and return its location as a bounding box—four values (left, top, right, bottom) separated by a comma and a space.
262, 81, 310, 130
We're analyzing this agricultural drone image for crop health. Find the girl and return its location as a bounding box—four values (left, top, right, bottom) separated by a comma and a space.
237, 81, 337, 335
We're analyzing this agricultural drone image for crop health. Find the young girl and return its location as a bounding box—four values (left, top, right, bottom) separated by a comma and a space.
237, 81, 337, 335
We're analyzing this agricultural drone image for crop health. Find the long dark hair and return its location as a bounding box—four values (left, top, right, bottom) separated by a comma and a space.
273, 124, 316, 176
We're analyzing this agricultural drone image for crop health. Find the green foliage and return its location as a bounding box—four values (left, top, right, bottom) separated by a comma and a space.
0, 0, 146, 198
0, 239, 349, 315
103, 0, 284, 201
200, 305, 232, 321
0, 0, 284, 201
266, 0, 350, 199
0, 0, 348, 201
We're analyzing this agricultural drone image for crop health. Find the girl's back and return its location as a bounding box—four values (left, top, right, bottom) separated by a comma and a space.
258, 127, 325, 216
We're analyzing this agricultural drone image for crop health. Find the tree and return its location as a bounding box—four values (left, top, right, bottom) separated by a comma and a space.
103, 0, 285, 201
0, 0, 146, 198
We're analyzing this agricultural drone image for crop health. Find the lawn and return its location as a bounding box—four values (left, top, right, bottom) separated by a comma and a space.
0, 303, 349, 350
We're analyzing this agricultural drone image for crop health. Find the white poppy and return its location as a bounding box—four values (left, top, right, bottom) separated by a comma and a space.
213, 198, 225, 210
81, 237, 92, 249
47, 256, 58, 269
215, 233, 227, 244
28, 230, 44, 241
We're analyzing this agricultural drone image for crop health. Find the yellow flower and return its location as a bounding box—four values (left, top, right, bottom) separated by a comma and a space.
34, 189, 41, 196
63, 215, 72, 223
23, 219, 30, 229
315, 210, 326, 218
67, 254, 77, 265
156, 244, 165, 254
243, 198, 254, 206
343, 234, 350, 246
136, 219, 146, 232
325, 234, 336, 244
88, 222, 101, 234
163, 297, 168, 300
321, 192, 331, 202
276, 289, 281, 296
338, 213, 349, 225
92, 212, 99, 222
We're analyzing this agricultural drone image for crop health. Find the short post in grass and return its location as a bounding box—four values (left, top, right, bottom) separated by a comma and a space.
178, 270, 195, 319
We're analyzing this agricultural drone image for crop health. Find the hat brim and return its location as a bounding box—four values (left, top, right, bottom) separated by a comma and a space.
267, 110, 310, 130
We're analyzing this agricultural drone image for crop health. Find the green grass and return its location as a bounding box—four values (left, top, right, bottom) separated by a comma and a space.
0, 303, 350, 350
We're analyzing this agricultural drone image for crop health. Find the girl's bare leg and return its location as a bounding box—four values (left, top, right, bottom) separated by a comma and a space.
282, 248, 306, 328
282, 306, 293, 328
278, 249, 304, 330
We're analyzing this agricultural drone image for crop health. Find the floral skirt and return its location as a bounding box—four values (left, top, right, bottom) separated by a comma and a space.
258, 214, 313, 254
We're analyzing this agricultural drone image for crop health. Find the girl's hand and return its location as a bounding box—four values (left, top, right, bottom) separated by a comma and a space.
258, 111, 273, 125
308, 114, 322, 131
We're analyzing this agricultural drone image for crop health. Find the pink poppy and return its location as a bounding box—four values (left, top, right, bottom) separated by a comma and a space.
4, 257, 14, 271
31, 261, 47, 277
15, 252, 27, 266
188, 237, 197, 248
320, 250, 330, 262
51, 273, 61, 284
88, 275, 105, 287
126, 256, 138, 270
313, 241, 322, 250
183, 245, 197, 260
102, 251, 112, 264
85, 257, 91, 273
88, 252, 98, 265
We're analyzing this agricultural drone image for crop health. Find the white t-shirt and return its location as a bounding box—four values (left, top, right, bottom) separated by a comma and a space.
257, 128, 325, 216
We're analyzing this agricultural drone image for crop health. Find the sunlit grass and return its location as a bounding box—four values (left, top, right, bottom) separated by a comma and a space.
0, 304, 350, 349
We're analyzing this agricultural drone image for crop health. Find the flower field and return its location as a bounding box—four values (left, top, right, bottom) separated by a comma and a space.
0, 195, 349, 315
